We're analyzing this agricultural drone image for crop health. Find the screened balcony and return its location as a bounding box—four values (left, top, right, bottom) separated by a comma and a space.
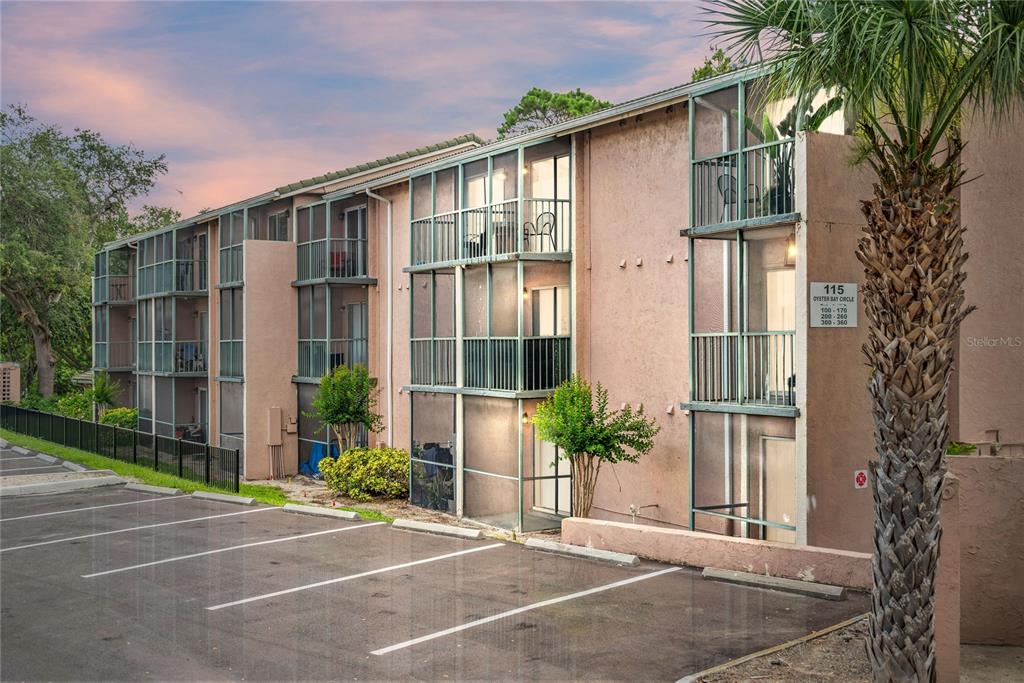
296, 284, 368, 379
690, 78, 845, 231
409, 262, 571, 394
296, 200, 368, 282
94, 341, 135, 371
687, 227, 797, 412
136, 227, 208, 297
410, 139, 571, 267
93, 249, 135, 304
219, 210, 244, 285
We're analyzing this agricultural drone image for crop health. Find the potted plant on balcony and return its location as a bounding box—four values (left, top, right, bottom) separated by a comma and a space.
532, 375, 659, 518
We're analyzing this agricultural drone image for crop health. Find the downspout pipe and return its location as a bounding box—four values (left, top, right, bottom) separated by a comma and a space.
365, 188, 394, 447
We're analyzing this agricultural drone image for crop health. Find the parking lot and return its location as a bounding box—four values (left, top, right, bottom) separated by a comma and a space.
1, 444, 869, 681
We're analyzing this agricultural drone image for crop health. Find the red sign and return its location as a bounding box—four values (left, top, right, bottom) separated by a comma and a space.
854, 470, 868, 489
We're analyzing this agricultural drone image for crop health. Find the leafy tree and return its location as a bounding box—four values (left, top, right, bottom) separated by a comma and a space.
498, 87, 612, 140
1, 106, 167, 396
130, 205, 182, 233
691, 47, 740, 82
708, 1, 1024, 679
533, 375, 659, 518
310, 364, 384, 454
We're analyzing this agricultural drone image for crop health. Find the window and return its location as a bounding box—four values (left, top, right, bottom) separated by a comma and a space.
269, 211, 290, 241
219, 287, 243, 377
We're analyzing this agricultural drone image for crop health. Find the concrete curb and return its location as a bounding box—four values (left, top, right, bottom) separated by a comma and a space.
192, 490, 255, 506
392, 519, 483, 540
62, 461, 88, 472
524, 538, 641, 566
701, 567, 847, 601
282, 503, 361, 520
35, 453, 59, 463
0, 475, 125, 496
126, 483, 183, 495
11, 446, 31, 455
0, 438, 8, 448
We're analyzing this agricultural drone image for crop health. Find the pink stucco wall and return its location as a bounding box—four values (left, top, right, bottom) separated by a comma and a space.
800, 131, 877, 552
957, 114, 1024, 447
574, 108, 691, 528
948, 455, 1024, 645
367, 181, 412, 451
242, 240, 298, 479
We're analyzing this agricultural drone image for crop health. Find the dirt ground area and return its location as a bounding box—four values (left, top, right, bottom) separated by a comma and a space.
255, 474, 563, 542
699, 617, 872, 682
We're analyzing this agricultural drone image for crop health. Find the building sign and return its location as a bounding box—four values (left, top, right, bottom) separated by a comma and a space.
810, 282, 858, 328
854, 469, 869, 489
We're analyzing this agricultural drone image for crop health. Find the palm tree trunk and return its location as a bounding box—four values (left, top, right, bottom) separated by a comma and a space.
858, 148, 972, 681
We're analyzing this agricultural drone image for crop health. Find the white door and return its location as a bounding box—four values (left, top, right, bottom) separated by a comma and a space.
531, 286, 569, 336
762, 437, 797, 543
533, 435, 571, 516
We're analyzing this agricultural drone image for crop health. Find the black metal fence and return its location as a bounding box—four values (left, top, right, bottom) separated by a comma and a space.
1, 404, 240, 492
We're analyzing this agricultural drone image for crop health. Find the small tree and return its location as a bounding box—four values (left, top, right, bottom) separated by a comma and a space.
310, 364, 384, 454
90, 370, 119, 418
497, 87, 612, 140
533, 375, 659, 518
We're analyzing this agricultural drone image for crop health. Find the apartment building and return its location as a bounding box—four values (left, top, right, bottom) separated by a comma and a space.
91, 135, 484, 479
94, 67, 1022, 552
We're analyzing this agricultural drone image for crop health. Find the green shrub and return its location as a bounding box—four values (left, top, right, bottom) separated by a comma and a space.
946, 441, 978, 455
318, 447, 409, 501
19, 392, 60, 413
54, 390, 92, 420
100, 407, 138, 429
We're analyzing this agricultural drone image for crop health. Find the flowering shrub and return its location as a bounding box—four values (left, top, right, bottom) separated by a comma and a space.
318, 447, 409, 501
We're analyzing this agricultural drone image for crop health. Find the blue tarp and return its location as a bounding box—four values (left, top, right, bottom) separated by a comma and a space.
300, 441, 339, 477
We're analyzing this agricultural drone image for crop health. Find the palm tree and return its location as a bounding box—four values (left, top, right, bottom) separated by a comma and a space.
704, 1, 1024, 680
90, 371, 119, 419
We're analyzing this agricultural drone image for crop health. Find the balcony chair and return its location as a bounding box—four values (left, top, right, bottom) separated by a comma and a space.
464, 232, 486, 259
522, 211, 557, 252
329, 249, 350, 278
717, 174, 761, 223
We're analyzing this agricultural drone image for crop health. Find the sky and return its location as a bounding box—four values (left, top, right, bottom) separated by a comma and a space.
1, 1, 713, 216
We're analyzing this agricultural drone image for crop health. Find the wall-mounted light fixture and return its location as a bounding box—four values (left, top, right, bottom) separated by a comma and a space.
785, 233, 797, 266
522, 411, 529, 424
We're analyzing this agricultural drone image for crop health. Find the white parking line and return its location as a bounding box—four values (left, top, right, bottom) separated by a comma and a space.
0, 465, 65, 474
2, 495, 190, 523
84, 522, 387, 577
206, 542, 505, 611
370, 566, 681, 655
0, 507, 276, 553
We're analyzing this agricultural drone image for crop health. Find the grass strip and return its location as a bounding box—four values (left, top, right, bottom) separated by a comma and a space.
0, 429, 392, 521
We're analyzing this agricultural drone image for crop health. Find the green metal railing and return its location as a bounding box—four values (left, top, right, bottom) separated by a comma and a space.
296, 237, 368, 281
690, 330, 795, 406
297, 338, 369, 378
410, 338, 455, 386
411, 197, 571, 265
692, 139, 795, 228
0, 404, 239, 491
